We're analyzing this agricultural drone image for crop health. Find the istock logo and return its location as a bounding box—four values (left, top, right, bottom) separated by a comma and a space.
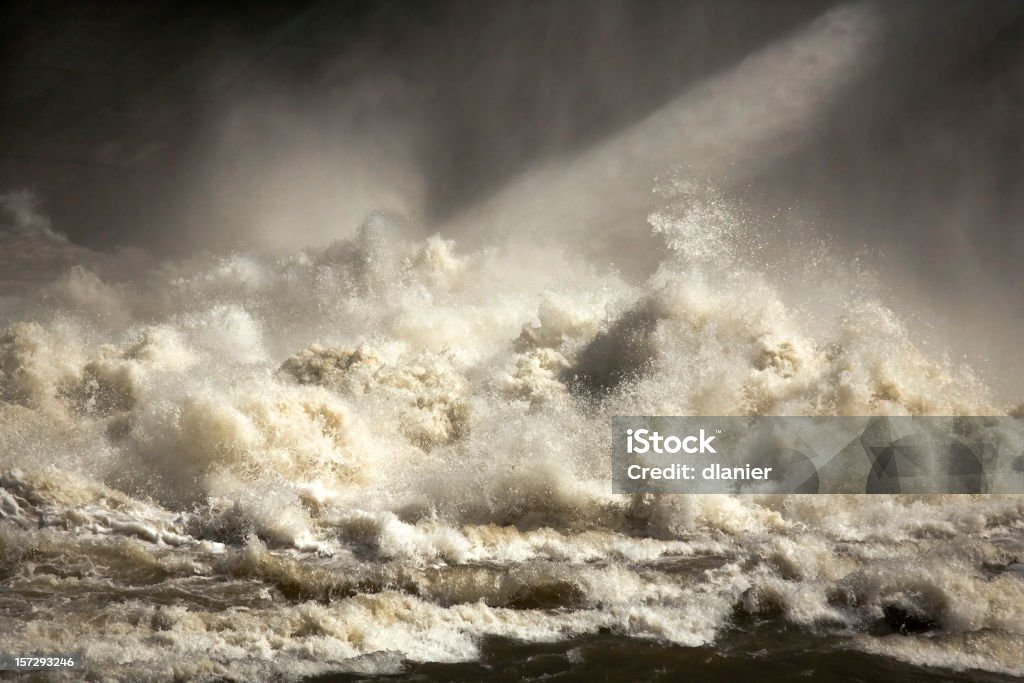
625, 428, 716, 454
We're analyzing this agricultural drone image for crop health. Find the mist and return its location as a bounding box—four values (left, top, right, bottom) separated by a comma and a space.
2, 0, 1023, 397
4, 4, 1024, 679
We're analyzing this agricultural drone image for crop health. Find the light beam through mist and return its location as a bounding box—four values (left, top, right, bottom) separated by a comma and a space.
443, 3, 881, 258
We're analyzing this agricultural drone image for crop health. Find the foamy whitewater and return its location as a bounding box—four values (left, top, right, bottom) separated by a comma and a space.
1, 179, 1022, 681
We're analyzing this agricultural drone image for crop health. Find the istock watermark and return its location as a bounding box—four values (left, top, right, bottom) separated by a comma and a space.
612, 416, 1024, 494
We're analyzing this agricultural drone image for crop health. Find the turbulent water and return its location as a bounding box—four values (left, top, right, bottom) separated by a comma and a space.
0, 179, 1023, 682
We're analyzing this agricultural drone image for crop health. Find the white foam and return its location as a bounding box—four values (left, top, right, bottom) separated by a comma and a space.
0, 183, 1021, 680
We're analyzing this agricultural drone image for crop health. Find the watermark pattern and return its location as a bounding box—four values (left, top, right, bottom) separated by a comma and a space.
612, 416, 1024, 494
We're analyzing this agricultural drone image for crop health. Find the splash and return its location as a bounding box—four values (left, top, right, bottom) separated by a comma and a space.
1, 171, 1021, 681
